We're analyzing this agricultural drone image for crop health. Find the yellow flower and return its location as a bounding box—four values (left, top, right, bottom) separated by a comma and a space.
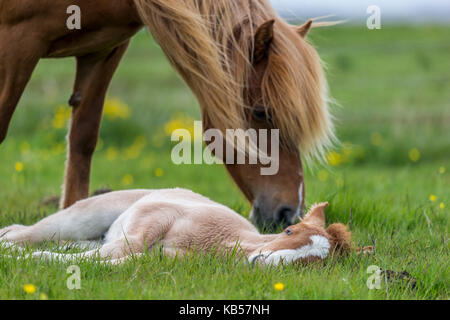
104, 98, 131, 121
15, 162, 24, 172
155, 168, 164, 177
51, 143, 65, 155
409, 148, 420, 162
122, 174, 134, 186
23, 284, 36, 294
440, 203, 445, 209
274, 282, 285, 291
327, 151, 343, 166
40, 293, 48, 300
125, 148, 140, 160
429, 195, 437, 202
125, 136, 147, 160
52, 105, 72, 129
318, 170, 328, 182
371, 132, 382, 146
439, 166, 446, 174
341, 143, 353, 157
164, 114, 196, 140
20, 142, 31, 155
106, 147, 118, 161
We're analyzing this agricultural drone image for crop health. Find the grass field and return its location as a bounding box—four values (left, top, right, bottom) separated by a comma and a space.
0, 25, 449, 300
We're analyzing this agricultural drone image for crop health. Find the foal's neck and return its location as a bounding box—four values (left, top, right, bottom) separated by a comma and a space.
236, 230, 279, 255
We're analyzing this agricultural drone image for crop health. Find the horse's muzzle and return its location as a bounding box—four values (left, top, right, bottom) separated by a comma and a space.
250, 199, 298, 231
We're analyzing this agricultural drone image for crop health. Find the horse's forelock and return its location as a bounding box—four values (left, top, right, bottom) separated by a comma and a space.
135, 0, 335, 162
261, 20, 336, 163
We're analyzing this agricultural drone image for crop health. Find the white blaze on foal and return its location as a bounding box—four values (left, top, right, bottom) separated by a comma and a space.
250, 235, 331, 266
0, 189, 353, 265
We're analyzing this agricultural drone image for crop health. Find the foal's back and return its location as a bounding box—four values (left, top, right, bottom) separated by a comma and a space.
104, 188, 259, 250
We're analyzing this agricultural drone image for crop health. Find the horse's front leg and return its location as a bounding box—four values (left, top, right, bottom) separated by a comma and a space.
61, 41, 130, 209
0, 28, 44, 144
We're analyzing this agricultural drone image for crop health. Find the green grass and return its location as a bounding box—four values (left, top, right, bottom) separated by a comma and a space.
0, 25, 449, 300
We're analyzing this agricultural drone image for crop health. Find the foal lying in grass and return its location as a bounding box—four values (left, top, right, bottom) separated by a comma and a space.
0, 189, 362, 265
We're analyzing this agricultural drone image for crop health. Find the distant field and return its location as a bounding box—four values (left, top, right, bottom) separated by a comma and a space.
0, 25, 448, 299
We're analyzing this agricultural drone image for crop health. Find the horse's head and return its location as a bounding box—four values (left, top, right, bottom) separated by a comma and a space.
223, 18, 334, 230
136, 0, 334, 230
249, 202, 352, 265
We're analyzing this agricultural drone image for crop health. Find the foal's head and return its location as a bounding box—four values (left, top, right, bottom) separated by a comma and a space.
249, 203, 352, 266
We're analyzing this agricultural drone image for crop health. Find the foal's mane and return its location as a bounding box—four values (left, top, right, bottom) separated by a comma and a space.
135, 0, 334, 161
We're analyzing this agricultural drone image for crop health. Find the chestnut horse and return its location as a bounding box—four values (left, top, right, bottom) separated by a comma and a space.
0, 0, 334, 229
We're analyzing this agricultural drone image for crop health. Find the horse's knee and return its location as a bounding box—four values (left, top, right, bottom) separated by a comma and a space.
69, 91, 82, 108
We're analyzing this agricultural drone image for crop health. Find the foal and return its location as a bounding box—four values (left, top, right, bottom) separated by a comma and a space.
1, 0, 336, 229
0, 189, 355, 265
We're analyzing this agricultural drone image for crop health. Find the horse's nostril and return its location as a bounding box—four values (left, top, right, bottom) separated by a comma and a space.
276, 206, 296, 224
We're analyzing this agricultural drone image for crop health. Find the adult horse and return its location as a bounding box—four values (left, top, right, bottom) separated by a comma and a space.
0, 0, 334, 229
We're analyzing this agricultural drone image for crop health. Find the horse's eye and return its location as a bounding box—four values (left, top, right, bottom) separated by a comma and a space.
285, 229, 293, 236
252, 107, 270, 121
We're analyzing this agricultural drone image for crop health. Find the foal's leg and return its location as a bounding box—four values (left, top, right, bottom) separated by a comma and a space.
0, 27, 45, 143
61, 41, 130, 209
30, 236, 145, 263
0, 190, 151, 244
100, 253, 145, 265
1, 238, 144, 264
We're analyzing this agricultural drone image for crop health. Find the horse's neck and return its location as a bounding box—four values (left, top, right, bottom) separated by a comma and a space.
235, 231, 279, 255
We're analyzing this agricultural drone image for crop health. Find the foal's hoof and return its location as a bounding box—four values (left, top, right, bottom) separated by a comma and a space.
0, 225, 26, 239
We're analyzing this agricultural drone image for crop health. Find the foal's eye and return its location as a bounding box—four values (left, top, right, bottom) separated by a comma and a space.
285, 229, 293, 236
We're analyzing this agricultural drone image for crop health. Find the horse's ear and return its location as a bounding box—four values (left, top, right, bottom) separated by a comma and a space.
253, 20, 275, 64
297, 20, 313, 38
302, 202, 328, 228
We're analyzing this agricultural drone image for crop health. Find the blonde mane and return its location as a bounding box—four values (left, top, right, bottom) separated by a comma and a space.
135, 0, 335, 161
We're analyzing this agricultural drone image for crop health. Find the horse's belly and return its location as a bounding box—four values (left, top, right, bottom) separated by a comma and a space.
45, 25, 142, 58
2, 0, 143, 58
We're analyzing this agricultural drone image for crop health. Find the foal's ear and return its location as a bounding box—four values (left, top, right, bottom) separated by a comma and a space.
297, 20, 313, 38
253, 20, 275, 64
302, 202, 328, 228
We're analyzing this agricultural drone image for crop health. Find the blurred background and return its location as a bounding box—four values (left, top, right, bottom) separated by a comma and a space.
0, 1, 448, 222
273, 0, 450, 24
